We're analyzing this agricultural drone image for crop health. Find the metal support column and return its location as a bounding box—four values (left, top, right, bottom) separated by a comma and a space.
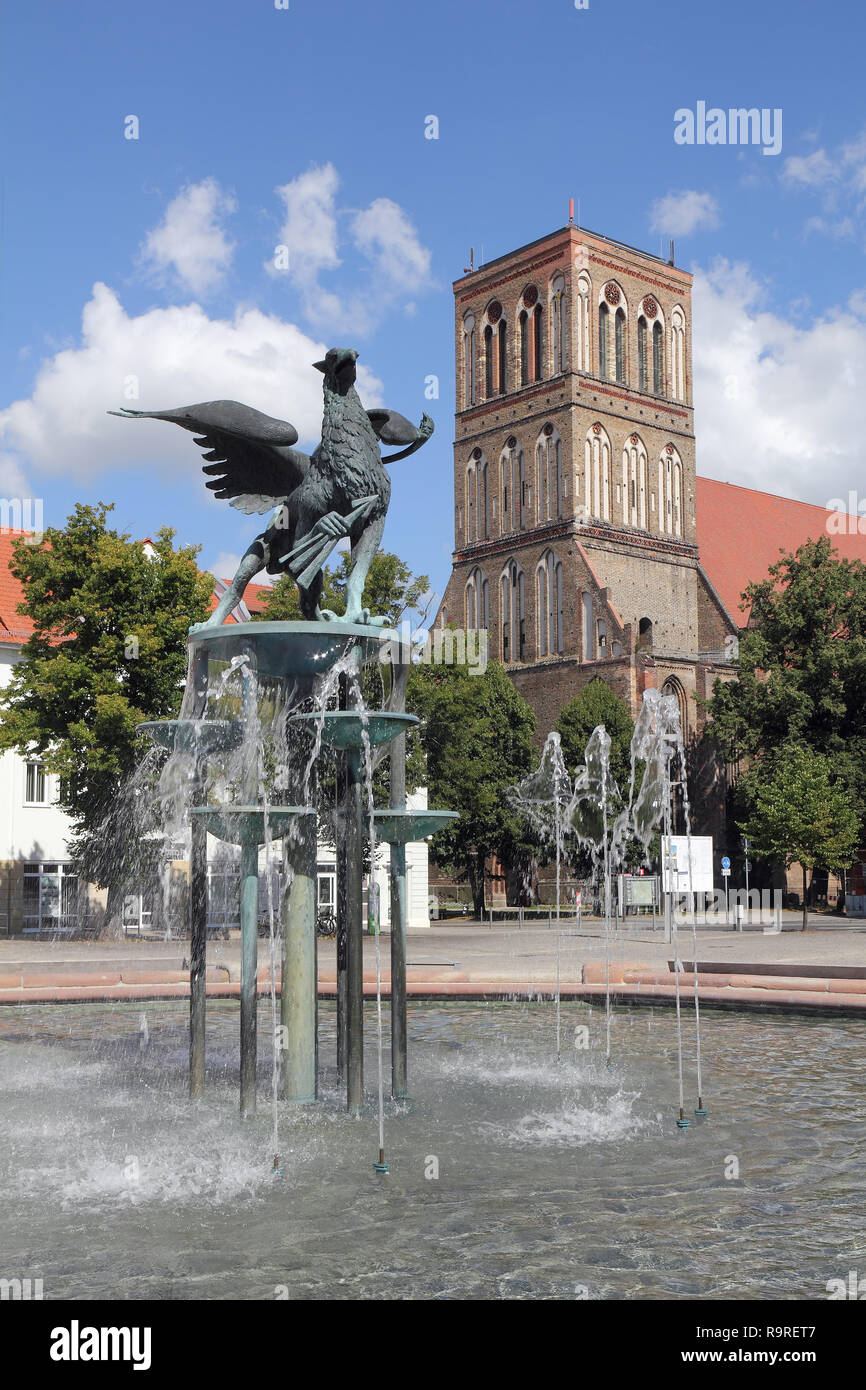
388, 657, 409, 1100
282, 799, 317, 1103
345, 745, 364, 1113
189, 645, 209, 1099
239, 839, 259, 1119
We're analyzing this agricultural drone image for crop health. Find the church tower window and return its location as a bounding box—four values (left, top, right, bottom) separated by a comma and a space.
462, 313, 476, 407
551, 273, 567, 374
615, 308, 626, 384
501, 561, 525, 662
653, 320, 664, 396
638, 316, 648, 393
598, 302, 609, 378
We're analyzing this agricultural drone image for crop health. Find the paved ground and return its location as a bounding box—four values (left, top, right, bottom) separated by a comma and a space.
1, 912, 864, 983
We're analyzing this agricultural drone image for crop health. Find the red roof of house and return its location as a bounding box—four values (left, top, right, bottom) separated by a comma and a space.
696, 477, 866, 622
0, 530, 273, 645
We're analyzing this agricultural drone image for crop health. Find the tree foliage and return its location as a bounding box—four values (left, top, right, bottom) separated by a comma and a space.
407, 660, 538, 915
556, 677, 635, 790
738, 744, 860, 929
255, 549, 430, 629
709, 538, 866, 807
0, 504, 213, 925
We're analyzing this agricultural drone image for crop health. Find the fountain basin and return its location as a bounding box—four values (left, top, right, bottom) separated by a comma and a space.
289, 710, 418, 750
190, 805, 315, 847
137, 719, 243, 756
188, 620, 397, 681
373, 809, 458, 843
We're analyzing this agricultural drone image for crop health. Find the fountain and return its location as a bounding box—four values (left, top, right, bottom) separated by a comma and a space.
125, 350, 459, 1134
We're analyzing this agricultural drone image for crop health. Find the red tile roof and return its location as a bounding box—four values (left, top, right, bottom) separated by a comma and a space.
696, 477, 866, 623
0, 530, 273, 645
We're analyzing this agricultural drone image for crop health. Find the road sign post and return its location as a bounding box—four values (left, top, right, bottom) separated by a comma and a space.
721, 856, 731, 927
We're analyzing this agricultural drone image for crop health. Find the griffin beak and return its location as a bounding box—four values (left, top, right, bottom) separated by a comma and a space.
313, 359, 327, 372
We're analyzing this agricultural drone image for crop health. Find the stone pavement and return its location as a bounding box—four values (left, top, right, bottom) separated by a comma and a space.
0, 913, 864, 1013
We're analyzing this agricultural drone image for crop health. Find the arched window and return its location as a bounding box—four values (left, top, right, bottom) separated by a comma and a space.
621, 434, 647, 529
478, 455, 489, 539
585, 424, 611, 522
582, 590, 594, 660
550, 273, 567, 374
658, 445, 683, 536
537, 425, 563, 522
500, 560, 525, 662
671, 307, 686, 402
637, 316, 648, 393
537, 549, 564, 658
533, 305, 543, 381
596, 618, 608, 655
615, 307, 626, 384
519, 310, 529, 386
638, 616, 653, 652
462, 313, 476, 408
653, 320, 664, 396
465, 567, 489, 630
662, 676, 688, 737
484, 324, 494, 399
598, 302, 609, 378
576, 273, 591, 372
465, 460, 476, 542
500, 438, 525, 532
498, 320, 508, 395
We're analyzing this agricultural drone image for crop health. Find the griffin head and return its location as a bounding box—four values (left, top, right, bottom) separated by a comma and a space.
313, 347, 359, 396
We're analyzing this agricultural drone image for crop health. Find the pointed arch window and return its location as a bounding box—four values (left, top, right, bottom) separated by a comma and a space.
478, 455, 489, 539
484, 324, 494, 399
653, 320, 664, 396
585, 424, 610, 522
537, 549, 564, 658
519, 310, 529, 386
576, 273, 591, 372
550, 273, 567, 375
615, 308, 626, 384
462, 313, 476, 408
498, 320, 508, 395
638, 316, 648, 393
465, 461, 476, 542
598, 302, 609, 378
533, 305, 543, 381
671, 307, 686, 401
501, 561, 525, 663
466, 566, 489, 630
537, 425, 562, 522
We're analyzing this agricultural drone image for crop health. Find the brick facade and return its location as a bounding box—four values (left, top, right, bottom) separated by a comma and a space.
438, 222, 735, 765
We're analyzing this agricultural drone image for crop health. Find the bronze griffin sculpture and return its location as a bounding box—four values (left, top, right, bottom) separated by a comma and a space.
111, 347, 433, 626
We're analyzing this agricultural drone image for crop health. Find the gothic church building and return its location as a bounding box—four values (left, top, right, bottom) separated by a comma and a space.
438, 221, 735, 747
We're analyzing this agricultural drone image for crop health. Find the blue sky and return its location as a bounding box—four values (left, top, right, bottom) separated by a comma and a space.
1, 0, 865, 609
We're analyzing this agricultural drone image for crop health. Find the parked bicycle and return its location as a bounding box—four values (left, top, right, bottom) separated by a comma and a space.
316, 908, 337, 938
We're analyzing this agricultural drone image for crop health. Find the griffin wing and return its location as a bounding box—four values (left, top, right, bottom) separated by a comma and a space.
109, 400, 311, 515
366, 409, 434, 463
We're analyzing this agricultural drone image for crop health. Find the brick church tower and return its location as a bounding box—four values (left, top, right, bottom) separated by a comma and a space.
438, 219, 733, 742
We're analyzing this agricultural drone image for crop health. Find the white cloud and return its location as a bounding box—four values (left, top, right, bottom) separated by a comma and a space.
351, 198, 432, 291
270, 164, 341, 287
649, 190, 720, 238
267, 163, 435, 334
0, 283, 384, 486
140, 179, 237, 296
781, 130, 866, 240
693, 258, 866, 506
782, 150, 836, 187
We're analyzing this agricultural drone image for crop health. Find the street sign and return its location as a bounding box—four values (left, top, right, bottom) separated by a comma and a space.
721, 855, 731, 870
721, 867, 730, 877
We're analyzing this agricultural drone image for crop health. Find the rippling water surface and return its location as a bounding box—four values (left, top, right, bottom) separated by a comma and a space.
0, 1000, 863, 1299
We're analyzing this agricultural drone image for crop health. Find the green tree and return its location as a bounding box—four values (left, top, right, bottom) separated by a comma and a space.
556, 677, 635, 790
408, 660, 537, 916
739, 744, 860, 930
709, 538, 866, 811
255, 549, 429, 629
0, 504, 213, 934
